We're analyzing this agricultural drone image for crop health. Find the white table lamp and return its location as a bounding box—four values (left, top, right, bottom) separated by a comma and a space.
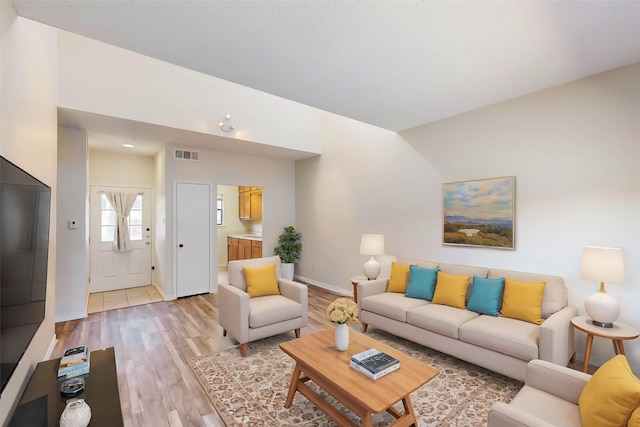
360, 234, 384, 280
580, 246, 624, 328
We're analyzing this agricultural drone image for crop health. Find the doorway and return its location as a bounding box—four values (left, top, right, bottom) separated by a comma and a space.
89, 186, 152, 292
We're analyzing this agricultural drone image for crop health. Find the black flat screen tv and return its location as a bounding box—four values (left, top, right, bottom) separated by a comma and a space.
0, 156, 51, 393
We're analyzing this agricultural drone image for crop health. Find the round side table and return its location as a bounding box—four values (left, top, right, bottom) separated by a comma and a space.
350, 275, 368, 302
570, 316, 639, 373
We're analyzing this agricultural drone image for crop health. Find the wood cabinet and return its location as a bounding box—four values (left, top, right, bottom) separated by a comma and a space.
238, 186, 262, 220
228, 237, 239, 261
228, 237, 262, 261
252, 240, 262, 258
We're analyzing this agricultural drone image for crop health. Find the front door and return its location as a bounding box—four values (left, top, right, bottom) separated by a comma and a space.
89, 186, 152, 292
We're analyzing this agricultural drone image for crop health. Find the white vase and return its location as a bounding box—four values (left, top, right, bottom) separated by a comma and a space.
59, 398, 91, 427
335, 323, 349, 351
281, 263, 294, 280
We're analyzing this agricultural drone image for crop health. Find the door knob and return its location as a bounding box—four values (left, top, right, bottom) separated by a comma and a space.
179, 244, 184, 248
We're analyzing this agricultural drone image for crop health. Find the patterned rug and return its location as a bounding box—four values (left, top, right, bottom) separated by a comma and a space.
188, 329, 522, 426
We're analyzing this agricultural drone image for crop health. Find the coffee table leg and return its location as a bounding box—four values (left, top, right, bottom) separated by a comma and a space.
284, 361, 303, 408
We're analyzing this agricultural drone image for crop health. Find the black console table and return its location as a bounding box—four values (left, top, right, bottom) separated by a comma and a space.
9, 347, 124, 426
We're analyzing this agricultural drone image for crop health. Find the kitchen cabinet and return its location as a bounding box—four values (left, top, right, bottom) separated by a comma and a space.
251, 240, 262, 258
239, 238, 252, 260
228, 237, 239, 261
228, 236, 262, 261
238, 186, 262, 220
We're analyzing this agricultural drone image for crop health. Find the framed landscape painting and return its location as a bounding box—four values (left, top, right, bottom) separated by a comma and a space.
442, 176, 515, 249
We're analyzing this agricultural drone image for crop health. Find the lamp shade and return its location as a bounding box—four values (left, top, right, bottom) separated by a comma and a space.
360, 234, 385, 256
580, 246, 624, 284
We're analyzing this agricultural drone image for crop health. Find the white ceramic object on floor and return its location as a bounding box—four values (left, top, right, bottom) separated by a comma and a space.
281, 263, 294, 280
60, 398, 91, 427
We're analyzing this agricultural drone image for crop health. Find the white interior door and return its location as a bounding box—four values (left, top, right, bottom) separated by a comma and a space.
176, 182, 211, 298
90, 186, 152, 292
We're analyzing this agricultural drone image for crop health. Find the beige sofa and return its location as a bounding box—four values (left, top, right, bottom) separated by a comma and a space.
357, 259, 577, 381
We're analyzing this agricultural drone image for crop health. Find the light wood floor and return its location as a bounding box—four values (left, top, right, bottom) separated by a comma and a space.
53, 284, 349, 427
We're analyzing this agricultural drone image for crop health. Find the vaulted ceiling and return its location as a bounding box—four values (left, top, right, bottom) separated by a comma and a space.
12, 1, 640, 153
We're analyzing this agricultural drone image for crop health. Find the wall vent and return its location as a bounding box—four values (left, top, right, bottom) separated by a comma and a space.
174, 149, 199, 161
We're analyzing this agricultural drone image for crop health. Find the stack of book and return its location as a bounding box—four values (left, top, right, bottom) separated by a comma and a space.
58, 345, 90, 379
350, 348, 400, 380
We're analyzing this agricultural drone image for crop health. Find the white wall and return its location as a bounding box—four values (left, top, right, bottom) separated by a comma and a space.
0, 5, 58, 425
296, 63, 640, 372
56, 127, 88, 322
88, 149, 155, 188
57, 30, 323, 155
159, 145, 295, 299
153, 148, 167, 293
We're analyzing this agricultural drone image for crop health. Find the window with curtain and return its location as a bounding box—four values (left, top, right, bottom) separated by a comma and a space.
100, 193, 143, 243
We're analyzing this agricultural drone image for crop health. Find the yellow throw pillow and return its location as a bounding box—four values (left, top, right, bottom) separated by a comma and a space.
500, 279, 545, 325
387, 262, 410, 293
431, 272, 470, 309
579, 355, 640, 427
243, 263, 280, 298
628, 407, 640, 427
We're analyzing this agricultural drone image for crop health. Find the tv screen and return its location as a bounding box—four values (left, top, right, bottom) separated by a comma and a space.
0, 156, 51, 393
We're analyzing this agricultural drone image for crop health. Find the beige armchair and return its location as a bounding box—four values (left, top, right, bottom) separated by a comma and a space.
488, 359, 590, 426
218, 256, 308, 357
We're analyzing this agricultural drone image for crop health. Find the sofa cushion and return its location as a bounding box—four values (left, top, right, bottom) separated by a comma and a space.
249, 295, 301, 328
407, 304, 479, 339
467, 276, 505, 317
508, 384, 582, 426
432, 272, 470, 309
459, 315, 540, 361
243, 263, 280, 298
361, 292, 428, 322
489, 269, 566, 318
500, 279, 546, 325
387, 262, 411, 293
405, 265, 438, 300
579, 355, 640, 427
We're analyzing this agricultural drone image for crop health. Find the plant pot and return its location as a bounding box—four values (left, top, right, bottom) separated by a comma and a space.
281, 263, 294, 280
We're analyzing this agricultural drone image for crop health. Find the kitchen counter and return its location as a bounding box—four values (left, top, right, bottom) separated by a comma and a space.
228, 233, 263, 241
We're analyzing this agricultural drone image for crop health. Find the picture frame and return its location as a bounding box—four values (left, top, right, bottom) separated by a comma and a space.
442, 176, 515, 249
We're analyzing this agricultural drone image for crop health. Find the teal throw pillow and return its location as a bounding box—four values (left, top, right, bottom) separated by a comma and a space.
405, 265, 438, 301
467, 276, 505, 316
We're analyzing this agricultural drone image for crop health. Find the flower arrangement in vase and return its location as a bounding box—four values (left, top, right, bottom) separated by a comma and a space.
326, 297, 359, 351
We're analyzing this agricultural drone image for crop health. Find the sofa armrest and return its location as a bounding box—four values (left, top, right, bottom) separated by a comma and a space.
488, 402, 556, 427
539, 305, 578, 365
217, 283, 250, 343
357, 278, 388, 307
525, 359, 590, 405
278, 279, 308, 325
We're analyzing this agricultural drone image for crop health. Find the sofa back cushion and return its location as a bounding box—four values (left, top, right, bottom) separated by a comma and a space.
488, 269, 567, 318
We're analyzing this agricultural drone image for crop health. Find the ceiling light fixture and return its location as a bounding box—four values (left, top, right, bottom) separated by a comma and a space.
218, 114, 235, 132
122, 144, 135, 148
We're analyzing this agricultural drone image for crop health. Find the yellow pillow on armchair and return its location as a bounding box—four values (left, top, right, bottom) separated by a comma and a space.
243, 263, 280, 297
579, 355, 640, 427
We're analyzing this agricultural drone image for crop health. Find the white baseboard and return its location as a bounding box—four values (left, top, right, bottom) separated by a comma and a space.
295, 275, 352, 297
55, 311, 88, 323
45, 334, 57, 360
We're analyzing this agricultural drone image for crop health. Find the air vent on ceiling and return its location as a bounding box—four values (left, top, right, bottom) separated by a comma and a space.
174, 149, 199, 161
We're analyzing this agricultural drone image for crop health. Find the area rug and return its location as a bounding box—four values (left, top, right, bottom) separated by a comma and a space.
188, 329, 522, 426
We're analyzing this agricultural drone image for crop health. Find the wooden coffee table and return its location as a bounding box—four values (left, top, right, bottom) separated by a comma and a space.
279, 328, 438, 427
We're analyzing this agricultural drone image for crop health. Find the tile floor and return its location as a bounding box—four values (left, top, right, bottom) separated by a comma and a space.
87, 285, 163, 314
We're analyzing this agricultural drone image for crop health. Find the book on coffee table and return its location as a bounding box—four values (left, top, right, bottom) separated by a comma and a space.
349, 359, 400, 380
351, 348, 400, 378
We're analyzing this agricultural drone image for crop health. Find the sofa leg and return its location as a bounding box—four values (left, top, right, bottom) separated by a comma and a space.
294, 328, 300, 338
362, 323, 368, 333
241, 343, 248, 357
223, 329, 227, 337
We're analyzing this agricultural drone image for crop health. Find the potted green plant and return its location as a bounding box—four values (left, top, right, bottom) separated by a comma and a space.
274, 226, 302, 280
